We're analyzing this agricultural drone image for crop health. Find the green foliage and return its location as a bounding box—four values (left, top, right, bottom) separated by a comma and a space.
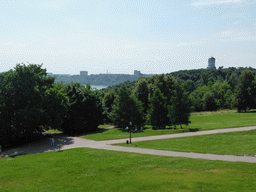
102, 90, 116, 123
169, 84, 191, 128
148, 89, 169, 129
61, 83, 104, 134
0, 63, 55, 146
43, 83, 68, 129
132, 77, 149, 114
233, 70, 256, 112
110, 84, 144, 129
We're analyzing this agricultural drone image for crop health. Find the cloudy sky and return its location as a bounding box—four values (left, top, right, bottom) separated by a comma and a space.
1, 0, 255, 75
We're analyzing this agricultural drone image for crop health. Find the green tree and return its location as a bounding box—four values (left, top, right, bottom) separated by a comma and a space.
170, 84, 191, 128
133, 77, 149, 114
61, 83, 103, 134
148, 89, 169, 129
234, 70, 256, 112
43, 82, 68, 130
102, 90, 116, 123
0, 63, 55, 146
110, 85, 144, 129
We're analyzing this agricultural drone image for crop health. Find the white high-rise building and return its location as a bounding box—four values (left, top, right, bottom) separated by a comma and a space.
207, 57, 216, 69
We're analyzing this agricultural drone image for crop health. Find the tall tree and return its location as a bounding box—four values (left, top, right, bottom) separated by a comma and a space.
169, 84, 191, 128
61, 83, 103, 134
102, 90, 116, 123
148, 89, 169, 129
110, 84, 144, 129
0, 63, 55, 146
234, 70, 256, 112
133, 77, 149, 114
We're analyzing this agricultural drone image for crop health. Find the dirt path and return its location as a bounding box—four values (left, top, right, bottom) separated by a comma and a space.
1, 126, 256, 163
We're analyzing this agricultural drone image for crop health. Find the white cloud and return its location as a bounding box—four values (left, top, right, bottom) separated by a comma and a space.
190, 0, 245, 7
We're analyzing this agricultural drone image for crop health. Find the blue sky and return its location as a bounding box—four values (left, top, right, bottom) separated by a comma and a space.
1, 0, 255, 75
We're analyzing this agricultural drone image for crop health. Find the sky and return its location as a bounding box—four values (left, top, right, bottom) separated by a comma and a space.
1, 0, 256, 75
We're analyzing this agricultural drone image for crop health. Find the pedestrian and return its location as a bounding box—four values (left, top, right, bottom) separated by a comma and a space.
51, 138, 55, 147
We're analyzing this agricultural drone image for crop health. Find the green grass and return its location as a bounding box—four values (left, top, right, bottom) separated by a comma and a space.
184, 112, 256, 130
97, 124, 114, 129
83, 112, 256, 140
117, 130, 256, 156
44, 129, 63, 134
1, 148, 256, 191
83, 126, 189, 140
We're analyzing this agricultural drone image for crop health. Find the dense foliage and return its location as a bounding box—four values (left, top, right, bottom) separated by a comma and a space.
1, 64, 256, 149
0, 64, 103, 148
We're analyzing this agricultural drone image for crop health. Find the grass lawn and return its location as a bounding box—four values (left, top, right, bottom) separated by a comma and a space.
83, 111, 256, 141
116, 130, 256, 156
44, 129, 63, 134
1, 148, 256, 191
83, 126, 189, 141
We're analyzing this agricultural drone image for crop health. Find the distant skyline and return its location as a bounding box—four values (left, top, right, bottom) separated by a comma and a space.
1, 0, 256, 75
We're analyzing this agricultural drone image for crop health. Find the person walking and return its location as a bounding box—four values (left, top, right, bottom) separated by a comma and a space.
51, 138, 55, 147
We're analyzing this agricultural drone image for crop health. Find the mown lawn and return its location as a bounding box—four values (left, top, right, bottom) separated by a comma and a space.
83, 111, 256, 141
116, 130, 256, 156
1, 148, 256, 191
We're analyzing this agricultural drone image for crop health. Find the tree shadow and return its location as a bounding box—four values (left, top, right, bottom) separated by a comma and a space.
1, 134, 75, 158
72, 128, 110, 137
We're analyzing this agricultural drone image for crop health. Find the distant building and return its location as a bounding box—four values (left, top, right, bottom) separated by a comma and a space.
207, 57, 216, 69
134, 70, 142, 76
80, 71, 88, 76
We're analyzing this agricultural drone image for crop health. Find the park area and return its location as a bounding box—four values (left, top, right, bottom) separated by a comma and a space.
1, 110, 256, 191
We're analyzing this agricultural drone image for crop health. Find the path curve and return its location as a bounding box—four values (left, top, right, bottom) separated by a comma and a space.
1, 126, 256, 163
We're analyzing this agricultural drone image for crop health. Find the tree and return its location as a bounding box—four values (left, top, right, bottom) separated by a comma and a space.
148, 89, 169, 129
202, 91, 219, 111
0, 63, 55, 146
110, 84, 144, 129
102, 90, 116, 123
42, 82, 68, 130
234, 70, 256, 112
169, 84, 191, 128
61, 83, 103, 134
133, 77, 149, 114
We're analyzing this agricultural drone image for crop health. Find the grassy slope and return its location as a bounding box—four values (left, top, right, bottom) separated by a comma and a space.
83, 111, 256, 141
117, 130, 256, 156
1, 148, 256, 191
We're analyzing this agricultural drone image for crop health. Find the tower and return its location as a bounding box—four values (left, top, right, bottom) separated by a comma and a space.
207, 57, 216, 69
80, 71, 88, 76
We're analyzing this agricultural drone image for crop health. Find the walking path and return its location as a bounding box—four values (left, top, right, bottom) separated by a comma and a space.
1, 126, 256, 163
102, 126, 256, 144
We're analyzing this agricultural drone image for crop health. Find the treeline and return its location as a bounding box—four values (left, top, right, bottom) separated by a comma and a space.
1, 64, 256, 149
169, 67, 256, 112
102, 66, 256, 113
101, 74, 191, 129
0, 64, 103, 149
53, 73, 153, 86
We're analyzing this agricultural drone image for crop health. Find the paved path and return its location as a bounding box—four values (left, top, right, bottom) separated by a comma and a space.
102, 126, 256, 144
1, 126, 256, 163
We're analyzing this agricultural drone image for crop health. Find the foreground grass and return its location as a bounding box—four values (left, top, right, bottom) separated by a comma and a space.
1, 148, 256, 191
117, 130, 256, 156
84, 112, 256, 140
